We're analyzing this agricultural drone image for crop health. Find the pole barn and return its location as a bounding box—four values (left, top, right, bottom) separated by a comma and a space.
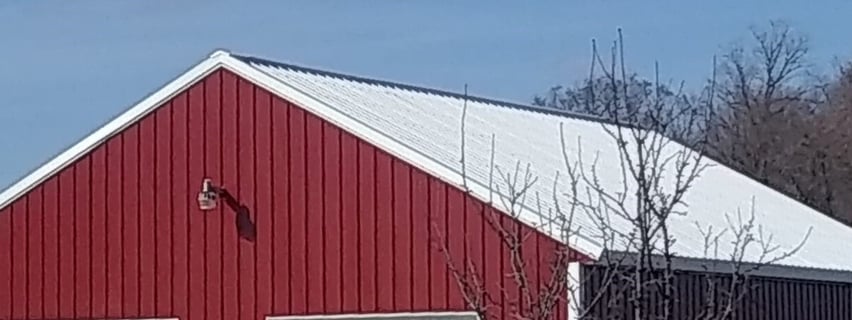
0, 51, 583, 320
3, 50, 852, 320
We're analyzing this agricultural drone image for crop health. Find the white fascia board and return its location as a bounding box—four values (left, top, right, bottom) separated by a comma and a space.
0, 50, 231, 211
218, 55, 604, 259
267, 312, 480, 320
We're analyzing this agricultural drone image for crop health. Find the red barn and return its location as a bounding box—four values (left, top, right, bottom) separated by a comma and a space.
3, 50, 852, 320
0, 50, 585, 320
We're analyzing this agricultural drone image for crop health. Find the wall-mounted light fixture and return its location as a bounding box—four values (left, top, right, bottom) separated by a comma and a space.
196, 177, 257, 242
198, 178, 220, 211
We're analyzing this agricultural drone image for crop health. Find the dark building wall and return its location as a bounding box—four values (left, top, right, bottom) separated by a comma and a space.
0, 68, 579, 320
580, 264, 852, 320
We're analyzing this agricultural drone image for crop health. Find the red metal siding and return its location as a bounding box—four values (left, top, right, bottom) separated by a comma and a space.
0, 68, 576, 320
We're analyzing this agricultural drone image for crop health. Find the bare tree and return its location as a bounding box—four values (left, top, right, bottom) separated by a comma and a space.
533, 50, 704, 145
796, 61, 852, 222
704, 20, 850, 222
434, 28, 811, 320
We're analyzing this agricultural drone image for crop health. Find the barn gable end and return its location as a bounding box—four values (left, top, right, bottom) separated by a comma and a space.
6, 48, 852, 320
0, 61, 572, 320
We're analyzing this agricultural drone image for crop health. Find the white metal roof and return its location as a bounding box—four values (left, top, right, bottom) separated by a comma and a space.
2, 49, 851, 278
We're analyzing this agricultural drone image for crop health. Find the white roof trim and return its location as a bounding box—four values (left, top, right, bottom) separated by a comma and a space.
0, 50, 231, 210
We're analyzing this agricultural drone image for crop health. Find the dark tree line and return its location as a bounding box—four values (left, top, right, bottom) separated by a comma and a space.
535, 20, 852, 225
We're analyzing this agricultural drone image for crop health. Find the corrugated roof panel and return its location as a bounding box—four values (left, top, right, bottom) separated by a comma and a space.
237, 54, 852, 273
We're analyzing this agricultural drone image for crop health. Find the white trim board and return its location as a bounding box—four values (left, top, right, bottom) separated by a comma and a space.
267, 312, 480, 320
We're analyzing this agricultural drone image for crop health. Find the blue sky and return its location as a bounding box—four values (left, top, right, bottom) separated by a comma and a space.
1, 0, 851, 188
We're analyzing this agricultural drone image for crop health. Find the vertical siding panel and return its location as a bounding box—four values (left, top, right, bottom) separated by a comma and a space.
536, 236, 556, 319
289, 99, 308, 314
90, 147, 108, 318
123, 125, 141, 317
59, 170, 76, 317
799, 282, 806, 318
0, 207, 10, 319
809, 282, 815, 317
154, 105, 174, 314
187, 81, 207, 320
827, 284, 834, 320
358, 141, 377, 312
27, 192, 43, 319
10, 201, 27, 319
427, 178, 448, 310
221, 72, 240, 320
204, 71, 224, 320
392, 160, 412, 310
446, 187, 465, 309
483, 207, 502, 316
501, 214, 519, 316
340, 132, 360, 312
816, 283, 822, 320
548, 240, 566, 320
139, 117, 156, 315
271, 97, 290, 313
796, 282, 803, 320
838, 284, 845, 320
171, 91, 190, 320
74, 157, 92, 317
306, 114, 327, 313
106, 137, 125, 317
238, 79, 258, 320
323, 121, 343, 313
829, 284, 834, 320
41, 181, 58, 319
555, 271, 566, 320
410, 169, 430, 310
521, 234, 540, 310
798, 282, 805, 320
375, 151, 395, 311
840, 284, 845, 320
465, 197, 484, 310
256, 88, 274, 319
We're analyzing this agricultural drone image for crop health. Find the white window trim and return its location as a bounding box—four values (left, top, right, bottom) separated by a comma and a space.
268, 311, 480, 320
